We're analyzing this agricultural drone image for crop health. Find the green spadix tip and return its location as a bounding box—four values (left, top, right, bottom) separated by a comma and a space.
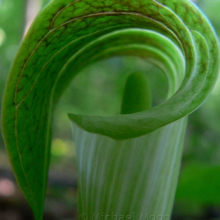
120, 72, 152, 114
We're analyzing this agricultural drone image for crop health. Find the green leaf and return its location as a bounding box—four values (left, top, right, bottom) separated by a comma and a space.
40, 0, 52, 8
69, 30, 218, 139
1, 0, 219, 219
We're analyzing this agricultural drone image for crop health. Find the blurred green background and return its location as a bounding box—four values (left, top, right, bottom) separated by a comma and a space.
0, 0, 220, 219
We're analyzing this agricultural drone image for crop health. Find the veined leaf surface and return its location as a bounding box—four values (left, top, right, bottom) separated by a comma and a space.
1, 0, 219, 219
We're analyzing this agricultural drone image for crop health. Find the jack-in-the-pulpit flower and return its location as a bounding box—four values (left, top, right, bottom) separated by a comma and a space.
1, 0, 220, 220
